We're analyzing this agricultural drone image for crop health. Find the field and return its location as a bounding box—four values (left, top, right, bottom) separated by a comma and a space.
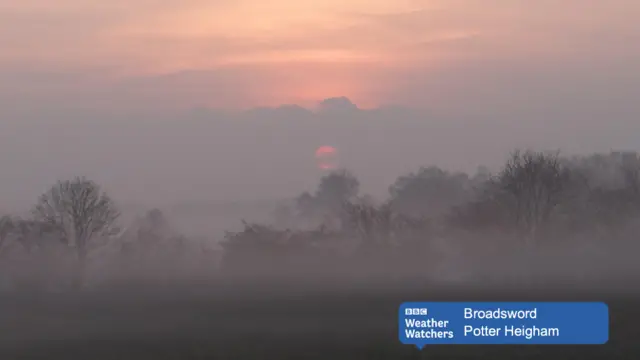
0, 280, 638, 360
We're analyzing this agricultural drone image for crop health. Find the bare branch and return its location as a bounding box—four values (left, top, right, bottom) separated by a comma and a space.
32, 176, 119, 260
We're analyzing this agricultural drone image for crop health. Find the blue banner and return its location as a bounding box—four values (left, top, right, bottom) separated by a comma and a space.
399, 302, 608, 347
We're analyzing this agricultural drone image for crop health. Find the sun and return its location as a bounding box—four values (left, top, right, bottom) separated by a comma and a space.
315, 146, 339, 170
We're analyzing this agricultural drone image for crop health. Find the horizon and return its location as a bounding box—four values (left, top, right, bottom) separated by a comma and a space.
2, 93, 640, 215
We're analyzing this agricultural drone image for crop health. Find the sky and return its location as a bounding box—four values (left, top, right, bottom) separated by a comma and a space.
1, 0, 640, 219
2, 0, 638, 108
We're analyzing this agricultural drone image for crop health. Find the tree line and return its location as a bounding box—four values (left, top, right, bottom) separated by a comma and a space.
1, 149, 639, 291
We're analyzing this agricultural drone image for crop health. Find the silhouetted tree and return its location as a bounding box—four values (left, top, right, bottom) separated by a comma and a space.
389, 166, 472, 217
620, 152, 640, 198
11, 218, 64, 253
496, 150, 573, 242
570, 152, 640, 231
220, 221, 338, 277
32, 176, 119, 287
0, 216, 13, 259
315, 169, 360, 212
342, 201, 394, 247
294, 170, 361, 222
136, 208, 172, 245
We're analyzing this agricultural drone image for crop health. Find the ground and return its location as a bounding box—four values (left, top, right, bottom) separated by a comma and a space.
0, 280, 637, 359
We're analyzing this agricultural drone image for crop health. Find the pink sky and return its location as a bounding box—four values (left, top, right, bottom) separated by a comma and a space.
2, 0, 638, 109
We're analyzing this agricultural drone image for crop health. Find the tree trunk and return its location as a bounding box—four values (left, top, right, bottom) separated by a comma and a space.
72, 245, 88, 290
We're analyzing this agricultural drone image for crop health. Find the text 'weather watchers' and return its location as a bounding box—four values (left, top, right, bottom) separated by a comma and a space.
398, 302, 609, 347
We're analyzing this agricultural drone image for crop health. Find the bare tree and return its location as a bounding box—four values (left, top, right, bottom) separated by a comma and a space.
342, 201, 394, 247
497, 150, 573, 243
0, 216, 13, 259
32, 176, 119, 287
8, 217, 65, 253
620, 152, 640, 199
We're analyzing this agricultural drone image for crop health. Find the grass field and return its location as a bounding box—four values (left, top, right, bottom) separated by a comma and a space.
0, 280, 637, 359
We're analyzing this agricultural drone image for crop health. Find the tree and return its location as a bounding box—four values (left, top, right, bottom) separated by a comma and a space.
292, 170, 360, 224
32, 176, 120, 287
495, 150, 573, 243
137, 208, 171, 243
0, 216, 13, 259
0, 216, 66, 256
568, 151, 640, 230
341, 201, 394, 248
389, 166, 472, 218
315, 169, 360, 212
220, 221, 335, 277
620, 152, 640, 199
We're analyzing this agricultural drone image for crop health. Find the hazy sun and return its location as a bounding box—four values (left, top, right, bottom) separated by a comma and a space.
315, 146, 338, 170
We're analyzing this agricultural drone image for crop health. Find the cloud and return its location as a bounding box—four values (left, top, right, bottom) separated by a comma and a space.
1, 0, 475, 73
0, 0, 229, 68
1, 0, 639, 108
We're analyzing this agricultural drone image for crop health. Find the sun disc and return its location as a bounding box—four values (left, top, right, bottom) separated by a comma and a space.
315, 145, 338, 170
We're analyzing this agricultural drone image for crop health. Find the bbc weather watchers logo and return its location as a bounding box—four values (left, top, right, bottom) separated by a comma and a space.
398, 302, 609, 347
405, 308, 428, 316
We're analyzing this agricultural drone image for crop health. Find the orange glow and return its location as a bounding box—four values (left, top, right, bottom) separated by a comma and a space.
7, 0, 622, 109
316, 146, 337, 156
315, 146, 339, 170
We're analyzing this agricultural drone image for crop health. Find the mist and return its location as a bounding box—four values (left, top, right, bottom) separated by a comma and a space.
2, 105, 640, 360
